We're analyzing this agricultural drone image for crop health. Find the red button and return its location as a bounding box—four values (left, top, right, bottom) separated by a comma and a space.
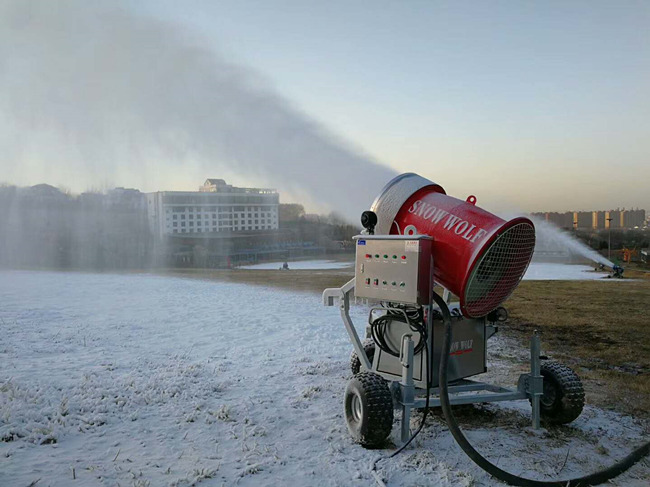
401, 255, 406, 260
365, 254, 371, 259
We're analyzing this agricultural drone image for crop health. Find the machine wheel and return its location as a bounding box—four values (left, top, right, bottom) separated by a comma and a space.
538, 361, 585, 424
344, 372, 393, 448
350, 340, 376, 375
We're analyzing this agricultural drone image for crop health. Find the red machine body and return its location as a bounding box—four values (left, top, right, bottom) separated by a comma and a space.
371, 173, 535, 317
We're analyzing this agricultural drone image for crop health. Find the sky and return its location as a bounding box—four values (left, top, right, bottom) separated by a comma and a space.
1, 0, 649, 216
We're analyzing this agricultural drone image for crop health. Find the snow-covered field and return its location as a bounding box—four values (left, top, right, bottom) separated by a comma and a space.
1, 270, 648, 486
523, 263, 610, 280
239, 259, 353, 270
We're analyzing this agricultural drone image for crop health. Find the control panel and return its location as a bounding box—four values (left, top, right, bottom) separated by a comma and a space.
353, 235, 433, 305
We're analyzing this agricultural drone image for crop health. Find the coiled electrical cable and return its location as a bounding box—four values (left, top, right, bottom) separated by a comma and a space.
433, 291, 650, 487
370, 303, 427, 357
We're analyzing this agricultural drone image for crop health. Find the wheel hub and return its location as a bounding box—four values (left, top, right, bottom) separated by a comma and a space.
351, 393, 363, 423
541, 379, 557, 408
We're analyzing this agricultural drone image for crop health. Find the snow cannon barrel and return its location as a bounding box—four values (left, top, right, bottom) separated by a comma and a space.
370, 173, 535, 318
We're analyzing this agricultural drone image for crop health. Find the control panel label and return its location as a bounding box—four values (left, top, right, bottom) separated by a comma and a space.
404, 240, 419, 252
357, 240, 366, 245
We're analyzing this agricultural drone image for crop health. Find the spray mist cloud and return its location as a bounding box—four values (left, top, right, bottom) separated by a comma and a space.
0, 0, 397, 221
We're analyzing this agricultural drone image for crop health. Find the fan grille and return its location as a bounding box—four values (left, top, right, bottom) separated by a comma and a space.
464, 222, 535, 318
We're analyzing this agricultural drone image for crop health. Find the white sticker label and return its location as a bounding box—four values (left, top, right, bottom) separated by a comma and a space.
405, 240, 419, 252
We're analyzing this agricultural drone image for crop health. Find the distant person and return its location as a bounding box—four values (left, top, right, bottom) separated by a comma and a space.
282, 261, 289, 270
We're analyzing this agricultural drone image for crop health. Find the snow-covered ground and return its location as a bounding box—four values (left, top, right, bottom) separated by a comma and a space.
1, 270, 648, 486
239, 259, 353, 270
523, 263, 610, 280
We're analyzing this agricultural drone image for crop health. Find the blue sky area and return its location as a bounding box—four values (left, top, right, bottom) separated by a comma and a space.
2, 1, 648, 214
137, 0, 649, 212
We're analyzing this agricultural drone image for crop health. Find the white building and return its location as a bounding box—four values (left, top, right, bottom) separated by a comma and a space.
147, 179, 279, 240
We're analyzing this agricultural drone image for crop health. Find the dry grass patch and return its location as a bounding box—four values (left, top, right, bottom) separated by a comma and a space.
505, 280, 650, 416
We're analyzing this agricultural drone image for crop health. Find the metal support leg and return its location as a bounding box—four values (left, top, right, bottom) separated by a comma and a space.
530, 331, 543, 429
399, 334, 415, 443
339, 287, 372, 371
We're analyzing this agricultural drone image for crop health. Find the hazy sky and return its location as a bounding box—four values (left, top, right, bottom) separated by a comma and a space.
2, 0, 649, 215
142, 0, 650, 213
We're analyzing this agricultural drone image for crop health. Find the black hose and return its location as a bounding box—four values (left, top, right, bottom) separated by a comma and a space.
433, 291, 650, 487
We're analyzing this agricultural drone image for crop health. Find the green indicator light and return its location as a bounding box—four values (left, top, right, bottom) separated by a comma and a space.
400, 282, 405, 287
382, 280, 387, 285
375, 254, 379, 258
392, 255, 397, 259
391, 281, 396, 286
383, 254, 388, 259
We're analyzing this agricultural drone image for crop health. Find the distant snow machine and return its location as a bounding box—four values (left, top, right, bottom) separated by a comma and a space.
608, 264, 624, 278
323, 173, 650, 486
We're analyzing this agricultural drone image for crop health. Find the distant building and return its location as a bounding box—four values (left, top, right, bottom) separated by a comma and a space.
146, 179, 279, 240
573, 211, 592, 229
537, 211, 574, 229
0, 184, 150, 269
624, 208, 646, 228
606, 210, 623, 229
592, 211, 606, 229
532, 208, 646, 230
106, 187, 147, 211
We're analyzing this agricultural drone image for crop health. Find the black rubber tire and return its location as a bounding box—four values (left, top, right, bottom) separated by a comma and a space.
344, 372, 393, 448
538, 361, 585, 424
349, 340, 376, 375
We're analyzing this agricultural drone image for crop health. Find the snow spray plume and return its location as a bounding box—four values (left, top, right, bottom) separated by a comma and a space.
529, 216, 615, 267
0, 0, 396, 221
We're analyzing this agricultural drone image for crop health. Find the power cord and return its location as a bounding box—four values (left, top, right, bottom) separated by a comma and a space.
370, 307, 431, 483
433, 291, 650, 487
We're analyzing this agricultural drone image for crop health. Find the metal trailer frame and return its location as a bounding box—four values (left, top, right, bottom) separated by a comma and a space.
323, 278, 544, 443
